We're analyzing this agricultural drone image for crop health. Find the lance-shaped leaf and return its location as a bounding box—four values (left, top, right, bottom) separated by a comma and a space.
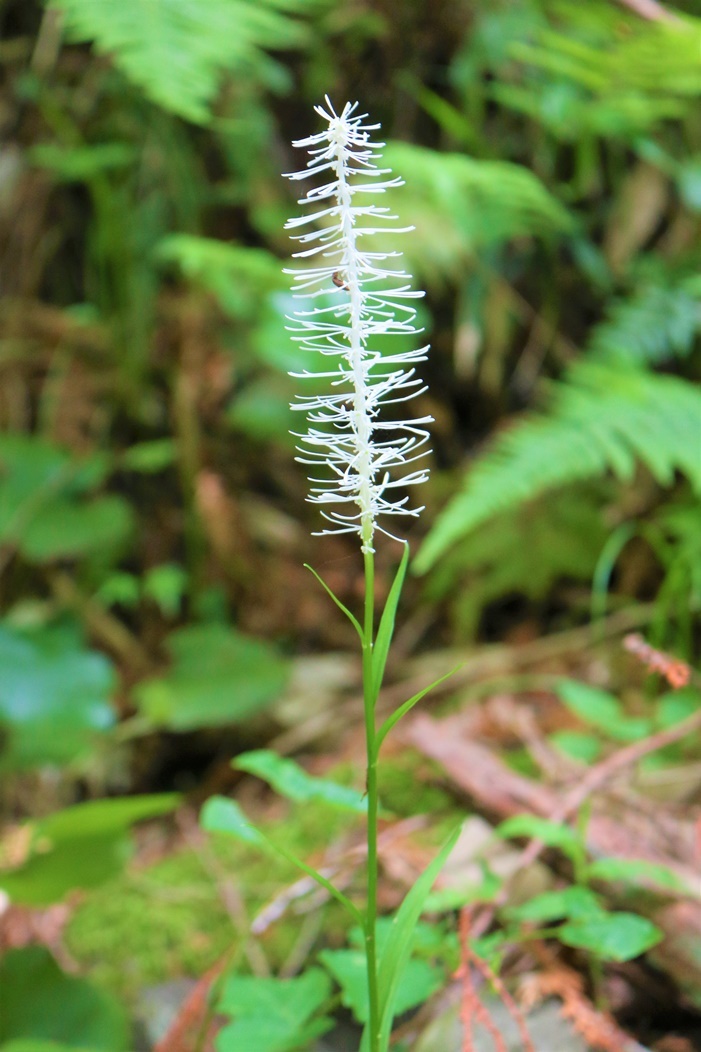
235, 750, 367, 814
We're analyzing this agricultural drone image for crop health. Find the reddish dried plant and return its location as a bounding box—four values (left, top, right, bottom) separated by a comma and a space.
623, 633, 691, 690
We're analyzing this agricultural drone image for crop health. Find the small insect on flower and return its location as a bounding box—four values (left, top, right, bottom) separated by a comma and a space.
284, 97, 432, 554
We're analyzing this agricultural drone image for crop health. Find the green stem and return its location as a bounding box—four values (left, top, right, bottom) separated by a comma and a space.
362, 548, 380, 1052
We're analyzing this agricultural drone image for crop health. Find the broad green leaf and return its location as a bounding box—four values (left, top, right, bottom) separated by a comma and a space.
505, 886, 603, 924
95, 572, 140, 609
556, 679, 625, 726
120, 439, 176, 473
319, 948, 369, 1022
227, 377, 296, 443
320, 947, 441, 1025
216, 969, 333, 1052
0, 795, 178, 907
234, 750, 367, 813
368, 825, 461, 1052
555, 679, 652, 741
200, 795, 267, 848
0, 436, 75, 531
134, 623, 289, 731
655, 690, 699, 729
557, 911, 662, 961
0, 436, 127, 564
0, 621, 115, 771
21, 495, 133, 562
586, 857, 690, 893
371, 544, 409, 698
142, 564, 188, 618
36, 795, 179, 840
549, 730, 603, 763
0, 947, 129, 1049
496, 815, 582, 862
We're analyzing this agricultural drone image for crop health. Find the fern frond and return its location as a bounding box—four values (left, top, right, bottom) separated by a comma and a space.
378, 142, 573, 285
495, 9, 701, 141
590, 279, 701, 366
415, 362, 701, 573
515, 17, 701, 100
156, 235, 286, 319
425, 487, 609, 640
50, 0, 317, 122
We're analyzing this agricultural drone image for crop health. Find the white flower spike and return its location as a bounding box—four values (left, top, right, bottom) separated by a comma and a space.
285, 97, 432, 554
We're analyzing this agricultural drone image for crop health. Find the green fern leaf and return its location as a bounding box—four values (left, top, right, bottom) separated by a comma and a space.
50, 0, 314, 122
497, 10, 701, 141
379, 142, 573, 285
590, 280, 700, 366
425, 487, 609, 640
515, 17, 701, 100
415, 363, 701, 573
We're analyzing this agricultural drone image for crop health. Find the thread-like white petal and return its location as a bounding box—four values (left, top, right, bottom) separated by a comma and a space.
285, 97, 431, 552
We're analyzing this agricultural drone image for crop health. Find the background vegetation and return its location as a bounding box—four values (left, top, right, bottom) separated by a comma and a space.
0, 0, 700, 1049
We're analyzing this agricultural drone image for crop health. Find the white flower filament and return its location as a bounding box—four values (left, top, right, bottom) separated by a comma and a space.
285, 98, 431, 553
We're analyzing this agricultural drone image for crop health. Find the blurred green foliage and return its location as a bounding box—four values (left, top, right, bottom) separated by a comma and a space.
0, 946, 129, 1050
1, 0, 701, 1043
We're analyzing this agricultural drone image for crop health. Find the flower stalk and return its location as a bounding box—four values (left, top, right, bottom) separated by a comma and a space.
285, 97, 432, 1052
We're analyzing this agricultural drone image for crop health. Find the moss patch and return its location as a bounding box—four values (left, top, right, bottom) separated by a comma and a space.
66, 795, 359, 1003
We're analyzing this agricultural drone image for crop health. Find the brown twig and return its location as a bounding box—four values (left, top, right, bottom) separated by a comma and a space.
526, 946, 653, 1052
467, 945, 536, 1052
153, 956, 227, 1052
470, 701, 701, 933
456, 907, 509, 1052
624, 633, 693, 689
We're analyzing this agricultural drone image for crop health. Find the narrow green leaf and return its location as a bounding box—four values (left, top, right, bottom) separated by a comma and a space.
375, 664, 462, 752
305, 565, 363, 640
234, 750, 366, 813
201, 796, 362, 925
368, 825, 461, 1051
371, 543, 409, 698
